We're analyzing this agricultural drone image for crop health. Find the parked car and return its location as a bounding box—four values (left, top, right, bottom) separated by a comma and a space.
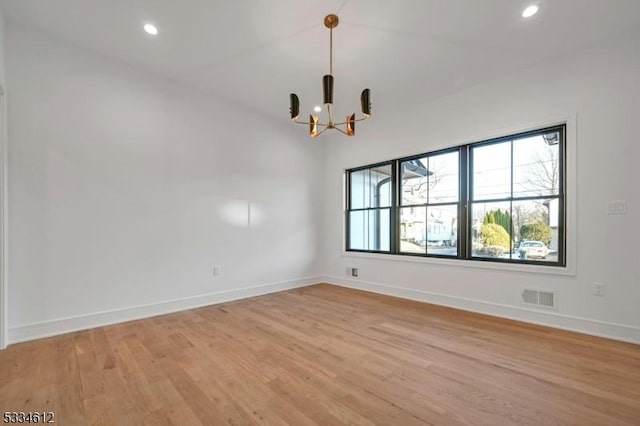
518, 241, 549, 259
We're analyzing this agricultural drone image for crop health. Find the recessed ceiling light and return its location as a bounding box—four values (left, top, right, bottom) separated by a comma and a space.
314, 106, 322, 112
143, 23, 158, 35
522, 5, 539, 18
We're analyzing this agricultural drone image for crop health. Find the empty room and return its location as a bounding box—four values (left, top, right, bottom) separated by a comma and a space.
1, 1, 639, 425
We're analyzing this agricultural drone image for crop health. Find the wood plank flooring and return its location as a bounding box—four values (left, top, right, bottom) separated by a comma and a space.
1, 284, 639, 425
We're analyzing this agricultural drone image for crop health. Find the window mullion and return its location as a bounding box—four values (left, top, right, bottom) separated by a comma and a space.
391, 160, 399, 254
460, 146, 469, 259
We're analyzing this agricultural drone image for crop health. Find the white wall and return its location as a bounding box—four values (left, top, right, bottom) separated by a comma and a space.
0, 7, 5, 88
0, 6, 7, 349
6, 22, 324, 343
322, 31, 640, 343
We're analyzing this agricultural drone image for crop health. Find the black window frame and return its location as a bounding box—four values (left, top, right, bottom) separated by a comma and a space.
345, 161, 396, 253
397, 147, 461, 258
345, 124, 567, 267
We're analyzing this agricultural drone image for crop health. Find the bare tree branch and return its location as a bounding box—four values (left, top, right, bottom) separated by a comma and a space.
523, 146, 559, 195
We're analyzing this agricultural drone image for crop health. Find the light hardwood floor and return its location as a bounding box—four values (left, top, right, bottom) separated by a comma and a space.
1, 284, 639, 425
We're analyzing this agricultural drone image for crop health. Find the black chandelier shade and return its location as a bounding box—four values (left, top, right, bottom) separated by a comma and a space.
322, 75, 334, 105
290, 93, 299, 120
289, 84, 371, 121
361, 88, 371, 116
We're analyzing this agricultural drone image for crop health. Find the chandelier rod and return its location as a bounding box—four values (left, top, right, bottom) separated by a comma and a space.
327, 24, 334, 124
329, 25, 333, 76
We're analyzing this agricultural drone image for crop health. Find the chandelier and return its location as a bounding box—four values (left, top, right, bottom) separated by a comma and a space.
289, 14, 371, 137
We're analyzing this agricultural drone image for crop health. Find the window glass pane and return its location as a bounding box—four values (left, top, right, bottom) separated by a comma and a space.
512, 199, 559, 262
472, 142, 511, 201
350, 165, 392, 209
401, 152, 459, 205
349, 210, 367, 250
378, 209, 391, 251
426, 205, 458, 256
513, 133, 560, 198
429, 152, 459, 203
401, 159, 429, 205
400, 206, 426, 254
348, 209, 390, 251
471, 201, 514, 259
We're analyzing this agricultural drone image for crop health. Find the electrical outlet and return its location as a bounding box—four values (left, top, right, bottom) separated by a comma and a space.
213, 265, 221, 277
346, 266, 358, 277
592, 282, 605, 296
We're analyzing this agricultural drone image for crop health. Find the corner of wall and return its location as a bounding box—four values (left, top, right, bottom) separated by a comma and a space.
0, 5, 8, 350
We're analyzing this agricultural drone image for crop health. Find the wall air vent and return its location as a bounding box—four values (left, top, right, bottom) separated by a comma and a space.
521, 288, 558, 310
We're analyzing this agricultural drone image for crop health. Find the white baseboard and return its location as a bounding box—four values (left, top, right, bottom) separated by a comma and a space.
321, 275, 640, 345
8, 276, 321, 345
9, 275, 640, 347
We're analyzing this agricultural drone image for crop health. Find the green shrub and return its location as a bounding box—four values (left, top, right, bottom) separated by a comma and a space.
476, 245, 505, 257
483, 209, 512, 235
481, 223, 511, 251
520, 222, 552, 246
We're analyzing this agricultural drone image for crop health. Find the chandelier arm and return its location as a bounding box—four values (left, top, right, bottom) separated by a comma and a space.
334, 127, 349, 136
293, 118, 312, 125
299, 119, 332, 128
334, 116, 370, 126
294, 117, 334, 126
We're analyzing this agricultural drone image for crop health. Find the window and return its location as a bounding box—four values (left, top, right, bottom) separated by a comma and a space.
400, 150, 459, 256
345, 125, 566, 266
347, 163, 393, 252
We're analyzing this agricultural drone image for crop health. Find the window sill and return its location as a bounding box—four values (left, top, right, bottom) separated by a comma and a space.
341, 251, 576, 277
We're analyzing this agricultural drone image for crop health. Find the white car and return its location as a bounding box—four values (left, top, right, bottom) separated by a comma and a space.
518, 241, 549, 259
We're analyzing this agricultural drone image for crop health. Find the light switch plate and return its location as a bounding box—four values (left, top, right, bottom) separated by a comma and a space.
607, 200, 627, 215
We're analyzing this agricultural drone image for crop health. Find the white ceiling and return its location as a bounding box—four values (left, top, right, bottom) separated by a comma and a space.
2, 0, 640, 124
